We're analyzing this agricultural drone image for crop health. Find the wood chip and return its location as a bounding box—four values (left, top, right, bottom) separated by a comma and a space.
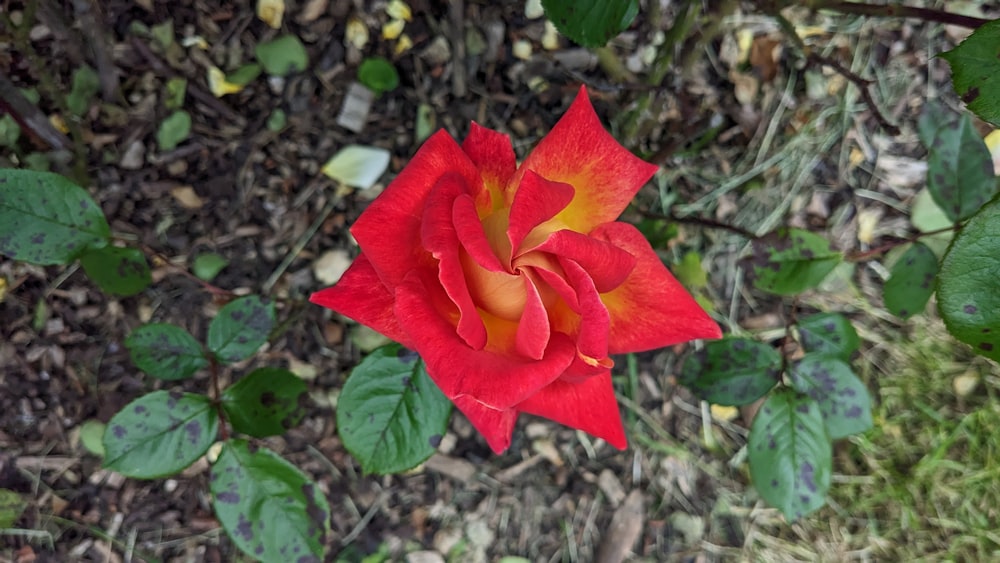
595, 489, 644, 563
423, 453, 476, 483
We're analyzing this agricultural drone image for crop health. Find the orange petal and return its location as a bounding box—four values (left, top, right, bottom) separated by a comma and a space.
516, 370, 627, 449
513, 86, 659, 233
395, 271, 576, 410
462, 122, 516, 211
309, 254, 414, 347
592, 222, 722, 353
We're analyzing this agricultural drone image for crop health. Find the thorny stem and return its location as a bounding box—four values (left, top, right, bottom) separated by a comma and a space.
210, 357, 229, 441
636, 208, 758, 239
805, 1, 992, 29
136, 242, 234, 298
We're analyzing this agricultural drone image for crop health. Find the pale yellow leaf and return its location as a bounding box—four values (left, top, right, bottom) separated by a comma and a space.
382, 18, 405, 40
386, 0, 412, 21
257, 0, 285, 29
207, 66, 244, 97
345, 17, 369, 50
170, 185, 204, 209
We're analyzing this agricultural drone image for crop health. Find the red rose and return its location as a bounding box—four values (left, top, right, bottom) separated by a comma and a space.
312, 87, 721, 453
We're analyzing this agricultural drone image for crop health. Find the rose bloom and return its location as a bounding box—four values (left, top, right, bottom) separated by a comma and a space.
312, 87, 721, 453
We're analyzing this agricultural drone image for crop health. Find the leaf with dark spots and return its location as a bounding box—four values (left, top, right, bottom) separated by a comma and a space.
789, 356, 872, 439
797, 313, 860, 362
222, 368, 308, 438
125, 324, 208, 381
748, 389, 831, 521
78, 245, 152, 297
210, 440, 330, 562
207, 296, 276, 364
0, 169, 111, 265
940, 20, 1000, 127
741, 228, 841, 295
102, 391, 218, 479
938, 195, 1000, 362
679, 338, 781, 406
338, 343, 453, 474
428, 434, 442, 448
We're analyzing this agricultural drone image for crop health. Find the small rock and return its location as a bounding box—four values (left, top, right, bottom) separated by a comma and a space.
119, 140, 145, 170
598, 469, 627, 507
420, 36, 451, 66
312, 249, 353, 285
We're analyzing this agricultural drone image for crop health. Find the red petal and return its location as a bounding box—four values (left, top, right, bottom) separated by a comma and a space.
453, 194, 505, 273
395, 271, 576, 409
592, 222, 722, 353
559, 258, 610, 363
515, 276, 550, 360
506, 170, 574, 255
420, 173, 487, 350
451, 395, 518, 454
516, 371, 627, 449
527, 229, 636, 292
352, 130, 483, 288
513, 86, 659, 233
462, 122, 516, 210
309, 254, 413, 347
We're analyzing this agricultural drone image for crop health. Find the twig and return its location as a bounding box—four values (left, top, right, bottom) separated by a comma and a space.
845, 225, 958, 262
806, 0, 992, 29
262, 190, 341, 294
0, 69, 72, 151
636, 207, 758, 239
449, 0, 466, 98
137, 242, 234, 297
772, 12, 900, 135
71, 0, 121, 101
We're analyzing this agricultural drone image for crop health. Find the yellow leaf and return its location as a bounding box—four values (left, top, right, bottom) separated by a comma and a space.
345, 17, 369, 50
207, 66, 244, 97
382, 18, 405, 40
386, 0, 412, 21
257, 0, 284, 29
710, 404, 739, 422
394, 33, 413, 56
49, 114, 69, 133
170, 185, 204, 209
0, 277, 7, 303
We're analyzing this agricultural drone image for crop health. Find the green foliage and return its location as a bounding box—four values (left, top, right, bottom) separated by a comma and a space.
789, 356, 872, 439
227, 63, 263, 86
918, 103, 997, 222
156, 110, 192, 151
67, 65, 99, 116
78, 246, 151, 296
337, 344, 452, 474
266, 109, 287, 132
211, 440, 330, 563
103, 391, 219, 479
165, 77, 187, 110
884, 243, 938, 319
743, 228, 841, 295
192, 252, 229, 281
679, 338, 781, 406
0, 489, 26, 528
748, 389, 832, 521
797, 312, 860, 362
255, 35, 309, 76
937, 195, 1000, 362
358, 57, 400, 95
541, 0, 640, 48
939, 19, 1000, 127
125, 323, 208, 380
207, 296, 276, 364
0, 169, 110, 265
222, 368, 309, 438
78, 419, 107, 457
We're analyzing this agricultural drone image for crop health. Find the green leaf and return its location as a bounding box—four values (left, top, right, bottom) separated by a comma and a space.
103, 391, 218, 479
910, 188, 955, 257
207, 296, 276, 364
67, 65, 99, 116
541, 0, 639, 48
789, 356, 872, 439
884, 243, 939, 319
255, 35, 309, 76
748, 389, 832, 521
939, 19, 1000, 127
266, 109, 287, 132
337, 344, 452, 474
210, 439, 330, 563
192, 252, 228, 281
165, 77, 187, 110
0, 169, 110, 265
415, 103, 435, 143
673, 251, 708, 289
125, 323, 208, 380
678, 338, 781, 406
938, 195, 1000, 362
918, 103, 997, 222
79, 419, 107, 456
743, 228, 841, 295
797, 313, 860, 362
78, 246, 151, 296
0, 114, 21, 148
222, 368, 309, 438
227, 63, 262, 86
0, 489, 26, 528
357, 57, 400, 95
156, 110, 192, 151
